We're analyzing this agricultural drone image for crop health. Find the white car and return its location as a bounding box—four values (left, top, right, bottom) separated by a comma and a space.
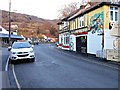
8, 41, 35, 62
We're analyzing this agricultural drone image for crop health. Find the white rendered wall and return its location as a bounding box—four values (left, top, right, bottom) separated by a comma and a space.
59, 34, 62, 44
87, 32, 102, 54
104, 29, 117, 49
0, 26, 9, 34
13, 32, 17, 35
70, 34, 76, 51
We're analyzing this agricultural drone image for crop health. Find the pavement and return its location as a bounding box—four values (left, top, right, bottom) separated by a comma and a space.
56, 47, 120, 66
1, 72, 10, 89
0, 47, 10, 89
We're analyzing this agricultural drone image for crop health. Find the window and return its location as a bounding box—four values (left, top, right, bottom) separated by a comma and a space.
110, 11, 113, 21
66, 36, 69, 44
79, 17, 84, 27
64, 22, 68, 27
80, 21, 81, 27
110, 7, 113, 10
115, 12, 118, 21
82, 21, 84, 27
64, 36, 66, 44
110, 6, 118, 22
64, 35, 69, 45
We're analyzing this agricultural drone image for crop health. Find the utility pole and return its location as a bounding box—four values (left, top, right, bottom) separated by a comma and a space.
9, 0, 11, 45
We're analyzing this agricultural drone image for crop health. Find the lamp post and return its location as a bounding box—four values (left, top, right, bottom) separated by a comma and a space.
9, 0, 11, 45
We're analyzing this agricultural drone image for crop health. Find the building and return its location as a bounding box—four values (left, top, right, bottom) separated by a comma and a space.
57, 2, 120, 62
0, 26, 23, 46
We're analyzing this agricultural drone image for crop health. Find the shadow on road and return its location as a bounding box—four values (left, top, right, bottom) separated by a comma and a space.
10, 59, 35, 65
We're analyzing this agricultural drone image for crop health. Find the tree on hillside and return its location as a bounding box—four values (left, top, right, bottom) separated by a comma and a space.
38, 34, 44, 39
50, 24, 58, 38
58, 0, 90, 19
58, 2, 79, 19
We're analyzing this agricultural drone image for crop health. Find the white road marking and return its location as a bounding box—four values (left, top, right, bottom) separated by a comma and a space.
12, 64, 21, 90
5, 57, 10, 71
53, 48, 119, 70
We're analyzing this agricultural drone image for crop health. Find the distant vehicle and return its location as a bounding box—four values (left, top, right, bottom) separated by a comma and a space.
8, 41, 35, 62
32, 40, 39, 45
55, 42, 58, 46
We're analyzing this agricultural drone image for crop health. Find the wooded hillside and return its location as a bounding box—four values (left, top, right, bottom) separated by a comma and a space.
2, 10, 59, 38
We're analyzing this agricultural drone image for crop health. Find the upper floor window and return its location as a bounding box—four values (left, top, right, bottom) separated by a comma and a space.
64, 21, 69, 27
110, 6, 118, 22
79, 16, 84, 27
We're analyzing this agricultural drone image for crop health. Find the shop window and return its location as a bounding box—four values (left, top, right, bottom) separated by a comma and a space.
66, 36, 69, 44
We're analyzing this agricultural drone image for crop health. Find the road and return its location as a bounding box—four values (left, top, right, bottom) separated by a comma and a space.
6, 44, 119, 88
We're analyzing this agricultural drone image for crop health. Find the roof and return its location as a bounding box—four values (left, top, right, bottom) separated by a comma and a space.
57, 21, 64, 25
61, 8, 81, 21
0, 33, 23, 39
59, 2, 99, 22
68, 2, 120, 20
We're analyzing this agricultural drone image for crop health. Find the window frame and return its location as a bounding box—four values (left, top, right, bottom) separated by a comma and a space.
110, 6, 118, 22
79, 16, 84, 28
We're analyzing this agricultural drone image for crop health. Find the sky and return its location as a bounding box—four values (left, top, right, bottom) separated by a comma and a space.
1, 0, 82, 20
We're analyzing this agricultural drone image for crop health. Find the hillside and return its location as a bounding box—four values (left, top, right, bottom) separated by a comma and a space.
2, 10, 59, 38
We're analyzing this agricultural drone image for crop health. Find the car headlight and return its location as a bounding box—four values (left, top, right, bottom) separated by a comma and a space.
11, 52, 16, 54
30, 50, 34, 53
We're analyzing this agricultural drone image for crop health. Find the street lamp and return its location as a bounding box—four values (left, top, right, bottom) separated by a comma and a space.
9, 0, 11, 45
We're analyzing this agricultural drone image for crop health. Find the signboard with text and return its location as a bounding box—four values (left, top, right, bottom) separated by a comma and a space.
106, 49, 120, 62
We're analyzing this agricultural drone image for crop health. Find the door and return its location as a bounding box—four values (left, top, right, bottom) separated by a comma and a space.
76, 36, 87, 54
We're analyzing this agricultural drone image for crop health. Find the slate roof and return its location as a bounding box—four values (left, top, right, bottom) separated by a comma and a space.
0, 33, 23, 39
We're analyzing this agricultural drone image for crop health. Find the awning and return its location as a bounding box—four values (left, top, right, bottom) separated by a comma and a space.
0, 33, 23, 39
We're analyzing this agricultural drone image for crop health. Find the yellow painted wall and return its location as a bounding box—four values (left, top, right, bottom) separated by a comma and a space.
70, 20, 75, 30
59, 24, 64, 30
69, 5, 120, 31
103, 5, 110, 29
86, 6, 106, 34
87, 6, 104, 26
87, 5, 120, 30
70, 21, 72, 30
78, 17, 80, 28
75, 18, 77, 29
84, 14, 88, 27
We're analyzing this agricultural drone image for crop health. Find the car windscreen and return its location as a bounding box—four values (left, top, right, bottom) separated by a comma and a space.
12, 42, 31, 49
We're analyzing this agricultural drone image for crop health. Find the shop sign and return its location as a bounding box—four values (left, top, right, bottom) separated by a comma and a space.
106, 49, 120, 62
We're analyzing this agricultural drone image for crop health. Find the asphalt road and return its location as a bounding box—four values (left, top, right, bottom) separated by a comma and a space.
8, 44, 119, 88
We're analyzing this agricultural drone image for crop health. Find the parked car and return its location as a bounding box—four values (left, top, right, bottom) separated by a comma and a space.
8, 41, 35, 62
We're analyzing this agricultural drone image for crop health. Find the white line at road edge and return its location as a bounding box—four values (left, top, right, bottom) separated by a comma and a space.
53, 48, 119, 70
12, 64, 21, 90
5, 57, 10, 71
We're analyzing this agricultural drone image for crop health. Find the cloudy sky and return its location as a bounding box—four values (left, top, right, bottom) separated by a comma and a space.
1, 0, 82, 20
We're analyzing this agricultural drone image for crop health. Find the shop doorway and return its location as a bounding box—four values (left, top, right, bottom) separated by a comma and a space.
76, 36, 87, 54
